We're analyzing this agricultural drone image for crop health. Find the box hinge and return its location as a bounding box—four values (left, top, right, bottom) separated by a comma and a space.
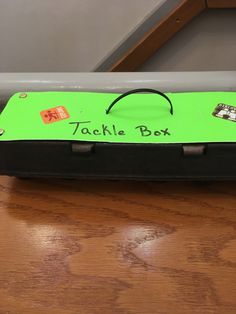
72, 142, 95, 155
182, 144, 206, 157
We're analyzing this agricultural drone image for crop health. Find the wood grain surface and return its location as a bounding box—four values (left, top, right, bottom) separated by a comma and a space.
207, 0, 236, 8
0, 176, 236, 314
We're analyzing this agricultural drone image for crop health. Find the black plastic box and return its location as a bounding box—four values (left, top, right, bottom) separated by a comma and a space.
1, 102, 236, 180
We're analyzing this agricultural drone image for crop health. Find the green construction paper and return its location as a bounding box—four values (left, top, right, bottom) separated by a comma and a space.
0, 91, 235, 144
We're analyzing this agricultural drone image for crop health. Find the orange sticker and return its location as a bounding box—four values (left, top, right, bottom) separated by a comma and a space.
40, 106, 70, 124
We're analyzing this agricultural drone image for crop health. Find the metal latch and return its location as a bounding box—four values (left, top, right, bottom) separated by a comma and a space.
182, 144, 206, 157
72, 142, 95, 155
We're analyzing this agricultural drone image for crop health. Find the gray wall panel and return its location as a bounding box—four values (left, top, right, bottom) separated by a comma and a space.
139, 10, 236, 71
0, 0, 158, 72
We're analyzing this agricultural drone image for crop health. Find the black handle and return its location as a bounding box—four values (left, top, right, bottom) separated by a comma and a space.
106, 88, 173, 115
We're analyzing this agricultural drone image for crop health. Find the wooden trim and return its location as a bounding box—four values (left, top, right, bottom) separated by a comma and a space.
109, 0, 206, 72
207, 0, 236, 8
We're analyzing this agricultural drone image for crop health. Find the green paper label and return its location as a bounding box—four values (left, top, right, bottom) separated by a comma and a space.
0, 91, 235, 144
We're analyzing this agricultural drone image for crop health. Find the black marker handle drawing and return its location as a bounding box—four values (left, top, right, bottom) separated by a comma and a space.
106, 88, 173, 116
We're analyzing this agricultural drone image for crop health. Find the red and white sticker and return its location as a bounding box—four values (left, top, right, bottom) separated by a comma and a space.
40, 106, 70, 124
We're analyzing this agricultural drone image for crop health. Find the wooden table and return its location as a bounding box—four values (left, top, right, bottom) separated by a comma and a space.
0, 176, 235, 314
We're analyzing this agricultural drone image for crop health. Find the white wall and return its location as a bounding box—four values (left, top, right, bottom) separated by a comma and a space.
1, 3, 235, 73
0, 0, 158, 72
139, 9, 236, 71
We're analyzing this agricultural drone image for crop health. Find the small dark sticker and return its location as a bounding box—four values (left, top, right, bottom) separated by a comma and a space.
213, 103, 236, 122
